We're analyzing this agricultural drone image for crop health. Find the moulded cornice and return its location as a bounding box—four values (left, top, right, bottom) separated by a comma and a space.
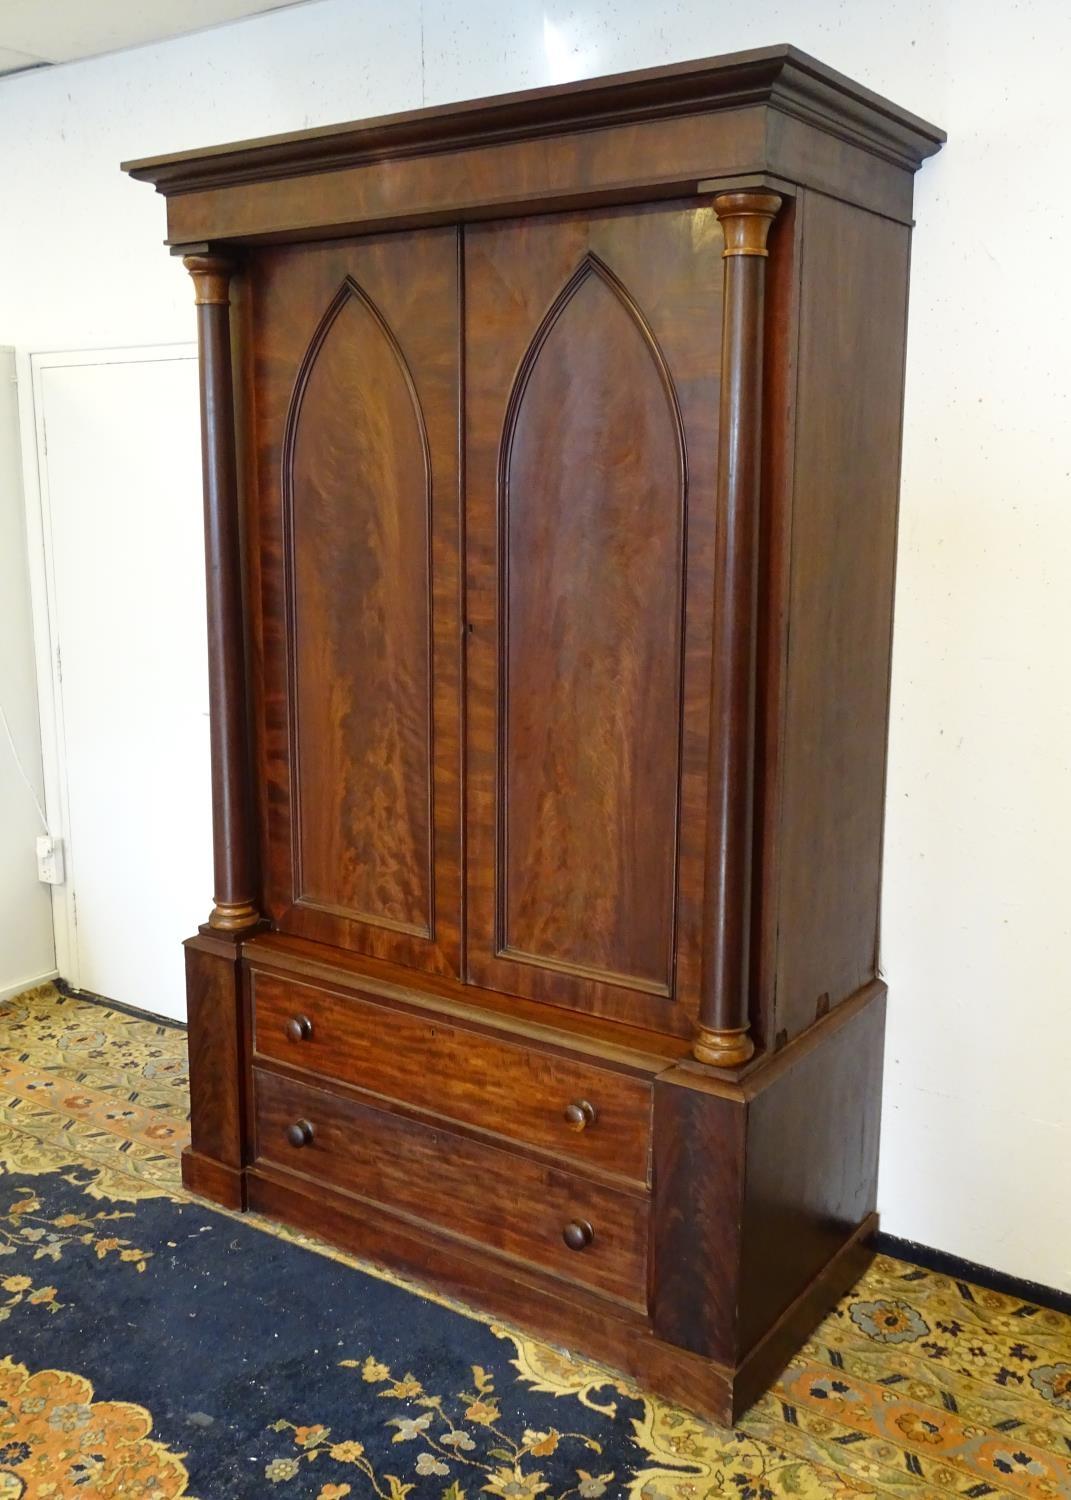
122, 44, 944, 195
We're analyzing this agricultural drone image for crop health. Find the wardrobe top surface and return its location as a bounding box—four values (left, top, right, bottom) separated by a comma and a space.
122, 43, 944, 195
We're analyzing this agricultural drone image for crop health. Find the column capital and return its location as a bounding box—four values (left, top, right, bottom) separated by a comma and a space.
183, 254, 235, 306
713, 192, 782, 258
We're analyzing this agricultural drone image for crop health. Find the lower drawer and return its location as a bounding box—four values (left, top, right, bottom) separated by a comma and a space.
253, 1067, 649, 1309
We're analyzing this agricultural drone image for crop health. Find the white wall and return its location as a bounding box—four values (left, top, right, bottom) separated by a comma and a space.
0, 0, 1067, 1289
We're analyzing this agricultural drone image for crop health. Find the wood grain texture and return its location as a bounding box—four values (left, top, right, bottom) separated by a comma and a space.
501, 252, 684, 992
182, 1149, 246, 1209
250, 228, 462, 975
127, 47, 944, 188
253, 1067, 650, 1307
156, 114, 920, 249
772, 193, 912, 1041
465, 200, 724, 1033
736, 988, 885, 1354
126, 47, 942, 243
251, 970, 654, 1185
246, 1159, 874, 1426
183, 933, 248, 1181
694, 191, 780, 1068
650, 1071, 746, 1362
749, 197, 804, 1055
138, 50, 942, 1424
732, 1212, 878, 1412
288, 277, 433, 936
652, 983, 886, 1365
243, 931, 690, 1068
246, 1161, 672, 1362
185, 256, 259, 933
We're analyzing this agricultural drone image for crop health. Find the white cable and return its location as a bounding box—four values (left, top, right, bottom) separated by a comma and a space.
0, 700, 49, 834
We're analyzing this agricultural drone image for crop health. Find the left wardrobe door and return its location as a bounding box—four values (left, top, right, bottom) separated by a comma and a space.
250, 228, 462, 977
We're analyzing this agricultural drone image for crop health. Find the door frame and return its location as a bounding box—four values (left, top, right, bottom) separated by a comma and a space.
16, 343, 197, 989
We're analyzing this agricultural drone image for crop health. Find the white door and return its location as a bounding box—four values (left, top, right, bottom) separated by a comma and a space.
30, 348, 211, 1019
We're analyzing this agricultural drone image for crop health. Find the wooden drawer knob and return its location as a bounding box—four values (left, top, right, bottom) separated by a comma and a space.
562, 1219, 594, 1251
563, 1099, 597, 1132
285, 1014, 313, 1043
286, 1118, 315, 1149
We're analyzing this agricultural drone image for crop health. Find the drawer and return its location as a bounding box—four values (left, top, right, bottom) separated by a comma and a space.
251, 970, 653, 1185
254, 1067, 649, 1309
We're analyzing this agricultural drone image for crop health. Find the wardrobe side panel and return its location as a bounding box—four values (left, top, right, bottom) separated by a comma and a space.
774, 192, 912, 1041
737, 990, 886, 1356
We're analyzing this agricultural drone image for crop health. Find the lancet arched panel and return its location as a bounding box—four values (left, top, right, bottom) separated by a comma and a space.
284, 277, 433, 937
498, 254, 686, 991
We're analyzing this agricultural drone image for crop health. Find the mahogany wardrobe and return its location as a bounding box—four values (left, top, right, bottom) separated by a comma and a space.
125, 46, 943, 1422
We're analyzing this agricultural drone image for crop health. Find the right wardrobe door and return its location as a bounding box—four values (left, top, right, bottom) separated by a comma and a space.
464, 200, 726, 1039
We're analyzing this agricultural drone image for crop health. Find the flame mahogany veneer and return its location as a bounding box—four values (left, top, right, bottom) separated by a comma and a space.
125, 46, 943, 1422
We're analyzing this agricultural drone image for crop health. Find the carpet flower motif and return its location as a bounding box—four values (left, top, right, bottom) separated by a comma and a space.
848, 1299, 929, 1343
265, 1357, 611, 1498
0, 1357, 188, 1497
0, 1184, 151, 1275
1029, 1362, 1071, 1411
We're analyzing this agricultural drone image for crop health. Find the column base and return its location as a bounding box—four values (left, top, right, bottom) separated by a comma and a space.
692, 1023, 755, 1067
209, 900, 261, 932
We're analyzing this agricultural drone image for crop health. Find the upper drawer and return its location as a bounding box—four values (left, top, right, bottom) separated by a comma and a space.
250, 970, 653, 1186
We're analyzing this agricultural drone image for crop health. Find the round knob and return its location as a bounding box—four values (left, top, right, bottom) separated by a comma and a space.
562, 1219, 594, 1251
285, 1014, 313, 1043
286, 1118, 314, 1149
563, 1099, 597, 1132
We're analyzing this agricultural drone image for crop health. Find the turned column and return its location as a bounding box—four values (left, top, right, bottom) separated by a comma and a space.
184, 253, 259, 933
694, 192, 781, 1068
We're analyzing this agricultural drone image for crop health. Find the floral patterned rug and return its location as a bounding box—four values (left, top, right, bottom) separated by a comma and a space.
0, 982, 1067, 1499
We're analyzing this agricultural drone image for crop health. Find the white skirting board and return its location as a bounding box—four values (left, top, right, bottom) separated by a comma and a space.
0, 969, 59, 1004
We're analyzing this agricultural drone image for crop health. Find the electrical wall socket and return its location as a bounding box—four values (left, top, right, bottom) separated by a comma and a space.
36, 835, 64, 886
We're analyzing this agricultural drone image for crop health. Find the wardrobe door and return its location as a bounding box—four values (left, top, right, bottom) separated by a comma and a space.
464, 202, 723, 1036
252, 228, 462, 976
